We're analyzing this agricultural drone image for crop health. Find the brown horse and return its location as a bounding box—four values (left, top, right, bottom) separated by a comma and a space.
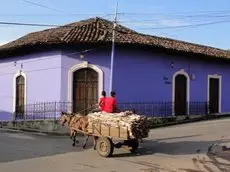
60, 112, 97, 149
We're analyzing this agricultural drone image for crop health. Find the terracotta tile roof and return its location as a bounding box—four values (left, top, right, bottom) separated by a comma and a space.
0, 17, 229, 59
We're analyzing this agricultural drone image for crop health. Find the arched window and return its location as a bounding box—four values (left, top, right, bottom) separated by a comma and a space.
15, 75, 25, 114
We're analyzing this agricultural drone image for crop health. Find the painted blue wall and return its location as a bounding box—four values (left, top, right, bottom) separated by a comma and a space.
1, 46, 230, 120
112, 48, 230, 113
0, 51, 62, 120
60, 47, 230, 115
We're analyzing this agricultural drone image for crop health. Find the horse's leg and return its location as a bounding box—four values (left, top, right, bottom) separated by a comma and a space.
93, 136, 98, 150
72, 131, 80, 147
70, 129, 74, 140
74, 131, 79, 144
72, 131, 76, 147
72, 134, 76, 147
82, 134, 89, 149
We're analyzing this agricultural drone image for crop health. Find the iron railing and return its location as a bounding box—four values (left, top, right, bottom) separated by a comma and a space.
14, 101, 209, 120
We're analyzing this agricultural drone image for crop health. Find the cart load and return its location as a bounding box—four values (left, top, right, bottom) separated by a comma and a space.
60, 111, 150, 157
87, 111, 149, 139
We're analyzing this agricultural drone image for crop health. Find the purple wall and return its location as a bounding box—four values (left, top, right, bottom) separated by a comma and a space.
1, 46, 230, 120
60, 47, 230, 115
112, 48, 230, 113
60, 50, 111, 101
0, 51, 62, 120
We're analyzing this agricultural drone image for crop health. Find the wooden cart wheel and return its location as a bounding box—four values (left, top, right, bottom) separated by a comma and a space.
96, 137, 114, 157
129, 139, 139, 153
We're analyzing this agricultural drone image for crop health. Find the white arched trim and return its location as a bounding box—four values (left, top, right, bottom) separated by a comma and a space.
207, 74, 222, 113
172, 69, 190, 116
13, 70, 27, 113
67, 61, 104, 112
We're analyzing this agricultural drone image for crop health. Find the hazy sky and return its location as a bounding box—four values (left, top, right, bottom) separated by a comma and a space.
0, 0, 229, 49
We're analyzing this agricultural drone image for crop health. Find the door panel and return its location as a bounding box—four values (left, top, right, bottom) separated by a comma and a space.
209, 78, 219, 113
72, 68, 98, 114
174, 74, 187, 116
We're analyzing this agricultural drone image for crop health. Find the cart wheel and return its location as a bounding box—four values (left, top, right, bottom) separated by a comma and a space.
129, 139, 139, 153
96, 137, 114, 157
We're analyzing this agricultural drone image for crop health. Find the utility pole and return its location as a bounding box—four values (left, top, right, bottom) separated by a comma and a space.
109, 2, 118, 93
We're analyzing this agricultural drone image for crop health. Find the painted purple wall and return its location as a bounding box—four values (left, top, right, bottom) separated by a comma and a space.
1, 46, 230, 120
0, 51, 62, 120
60, 50, 111, 101
112, 48, 230, 113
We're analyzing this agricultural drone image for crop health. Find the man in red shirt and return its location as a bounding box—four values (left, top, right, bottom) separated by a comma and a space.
99, 91, 106, 111
104, 91, 118, 113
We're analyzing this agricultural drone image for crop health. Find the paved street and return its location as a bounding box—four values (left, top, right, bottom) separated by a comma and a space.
1, 119, 230, 172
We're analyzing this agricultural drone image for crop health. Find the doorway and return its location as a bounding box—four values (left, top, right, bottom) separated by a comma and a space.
174, 74, 188, 116
208, 76, 221, 114
72, 68, 98, 114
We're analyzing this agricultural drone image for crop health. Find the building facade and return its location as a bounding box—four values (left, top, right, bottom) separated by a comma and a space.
0, 17, 229, 120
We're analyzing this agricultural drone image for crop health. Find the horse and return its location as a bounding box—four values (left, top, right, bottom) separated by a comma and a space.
60, 112, 98, 149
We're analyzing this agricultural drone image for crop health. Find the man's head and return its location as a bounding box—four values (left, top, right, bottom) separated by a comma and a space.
101, 90, 106, 97
110, 91, 116, 97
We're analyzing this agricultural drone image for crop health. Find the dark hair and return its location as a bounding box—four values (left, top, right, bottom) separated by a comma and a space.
110, 91, 116, 97
101, 90, 106, 97
132, 109, 136, 114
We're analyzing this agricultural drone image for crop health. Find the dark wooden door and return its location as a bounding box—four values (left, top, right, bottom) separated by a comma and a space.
209, 78, 219, 114
174, 74, 187, 116
16, 75, 25, 114
72, 68, 98, 114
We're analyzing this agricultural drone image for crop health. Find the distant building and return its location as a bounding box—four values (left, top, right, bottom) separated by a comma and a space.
0, 17, 230, 120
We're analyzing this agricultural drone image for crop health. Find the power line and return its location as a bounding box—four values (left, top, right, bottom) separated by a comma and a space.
119, 15, 230, 24
0, 13, 114, 17
0, 45, 109, 69
132, 20, 230, 30
22, 0, 113, 19
22, 0, 64, 13
0, 14, 111, 27
0, 15, 228, 28
0, 66, 63, 76
0, 21, 59, 27
120, 10, 230, 16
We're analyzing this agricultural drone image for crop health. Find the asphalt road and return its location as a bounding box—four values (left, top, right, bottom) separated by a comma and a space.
0, 130, 91, 163
1, 119, 230, 172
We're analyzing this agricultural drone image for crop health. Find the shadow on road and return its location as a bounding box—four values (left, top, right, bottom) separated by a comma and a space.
113, 134, 230, 157
112, 134, 230, 171
0, 132, 93, 163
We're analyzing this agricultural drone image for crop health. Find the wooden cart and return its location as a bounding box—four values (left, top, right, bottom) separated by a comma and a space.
76, 123, 140, 157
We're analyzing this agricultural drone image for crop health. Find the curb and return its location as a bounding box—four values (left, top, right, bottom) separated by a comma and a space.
150, 114, 230, 129
1, 114, 230, 135
0, 127, 69, 136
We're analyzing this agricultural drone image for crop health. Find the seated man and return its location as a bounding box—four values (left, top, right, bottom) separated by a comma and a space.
103, 91, 118, 113
99, 90, 106, 111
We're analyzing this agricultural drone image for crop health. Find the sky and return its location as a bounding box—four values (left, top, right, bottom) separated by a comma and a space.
0, 0, 229, 49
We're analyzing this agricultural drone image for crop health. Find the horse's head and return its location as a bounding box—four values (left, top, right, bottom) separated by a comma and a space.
60, 112, 70, 126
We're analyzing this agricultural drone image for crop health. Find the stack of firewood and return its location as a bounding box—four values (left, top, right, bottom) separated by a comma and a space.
87, 111, 149, 138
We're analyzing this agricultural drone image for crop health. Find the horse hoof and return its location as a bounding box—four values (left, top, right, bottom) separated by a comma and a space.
72, 143, 75, 147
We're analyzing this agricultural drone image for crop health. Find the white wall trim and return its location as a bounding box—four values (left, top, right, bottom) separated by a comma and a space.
67, 61, 104, 112
207, 74, 222, 113
172, 69, 190, 116
13, 70, 27, 113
